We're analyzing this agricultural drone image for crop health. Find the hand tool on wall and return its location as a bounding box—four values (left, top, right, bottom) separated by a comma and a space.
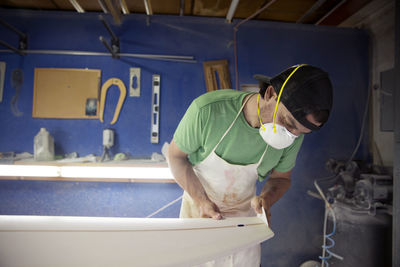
99, 78, 127, 125
10, 69, 23, 117
151, 74, 160, 144
129, 68, 140, 97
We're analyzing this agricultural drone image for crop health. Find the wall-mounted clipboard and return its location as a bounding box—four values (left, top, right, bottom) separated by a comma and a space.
32, 68, 101, 119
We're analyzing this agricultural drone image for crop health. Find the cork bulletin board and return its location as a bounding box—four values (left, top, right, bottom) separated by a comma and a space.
32, 68, 101, 119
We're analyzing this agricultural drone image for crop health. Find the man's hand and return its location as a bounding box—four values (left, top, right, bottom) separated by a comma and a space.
252, 171, 292, 225
198, 199, 223, 220
251, 195, 272, 223
168, 140, 222, 219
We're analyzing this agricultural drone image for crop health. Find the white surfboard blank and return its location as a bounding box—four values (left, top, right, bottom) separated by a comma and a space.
0, 214, 273, 267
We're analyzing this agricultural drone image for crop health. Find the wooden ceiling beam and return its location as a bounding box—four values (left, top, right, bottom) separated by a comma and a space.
317, 0, 374, 26
104, 0, 122, 24
316, 0, 347, 25
226, 0, 240, 23
120, 0, 130, 14
297, 0, 328, 23
68, 0, 85, 13
144, 0, 153, 15
98, 0, 109, 13
180, 0, 185, 16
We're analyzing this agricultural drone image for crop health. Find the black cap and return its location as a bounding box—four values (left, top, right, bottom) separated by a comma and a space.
254, 64, 333, 131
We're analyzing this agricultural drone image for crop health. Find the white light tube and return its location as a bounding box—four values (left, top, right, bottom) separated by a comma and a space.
0, 165, 174, 180
60, 166, 173, 179
0, 165, 60, 177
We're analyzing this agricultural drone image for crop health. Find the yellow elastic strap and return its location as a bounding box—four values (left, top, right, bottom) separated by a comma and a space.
272, 64, 307, 133
257, 94, 265, 131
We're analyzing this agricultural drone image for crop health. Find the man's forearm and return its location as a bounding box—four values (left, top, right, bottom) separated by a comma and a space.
167, 140, 211, 204
259, 177, 291, 206
168, 140, 222, 219
168, 155, 210, 204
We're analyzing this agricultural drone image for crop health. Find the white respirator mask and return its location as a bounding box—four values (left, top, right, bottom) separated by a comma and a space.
258, 120, 297, 149
257, 65, 305, 149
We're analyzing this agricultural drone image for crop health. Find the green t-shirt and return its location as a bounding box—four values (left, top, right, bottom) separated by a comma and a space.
173, 89, 304, 181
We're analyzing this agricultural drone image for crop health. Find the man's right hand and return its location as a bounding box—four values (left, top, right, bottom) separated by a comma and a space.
168, 140, 222, 220
198, 200, 223, 220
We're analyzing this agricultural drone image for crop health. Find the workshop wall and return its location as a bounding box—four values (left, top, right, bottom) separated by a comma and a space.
0, 9, 369, 267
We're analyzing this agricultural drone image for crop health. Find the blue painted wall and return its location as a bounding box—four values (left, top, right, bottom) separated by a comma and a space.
0, 9, 369, 267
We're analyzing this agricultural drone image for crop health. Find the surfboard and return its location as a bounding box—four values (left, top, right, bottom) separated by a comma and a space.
0, 211, 273, 267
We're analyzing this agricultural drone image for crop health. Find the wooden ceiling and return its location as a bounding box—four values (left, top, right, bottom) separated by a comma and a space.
0, 0, 374, 26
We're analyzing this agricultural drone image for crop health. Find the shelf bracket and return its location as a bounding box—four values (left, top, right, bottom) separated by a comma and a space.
0, 18, 27, 56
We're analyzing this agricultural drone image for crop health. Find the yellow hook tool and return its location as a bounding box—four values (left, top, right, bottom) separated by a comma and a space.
99, 78, 127, 125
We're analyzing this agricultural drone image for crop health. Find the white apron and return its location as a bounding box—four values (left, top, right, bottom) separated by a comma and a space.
180, 95, 268, 267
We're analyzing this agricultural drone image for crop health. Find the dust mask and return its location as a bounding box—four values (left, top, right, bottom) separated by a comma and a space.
257, 65, 305, 149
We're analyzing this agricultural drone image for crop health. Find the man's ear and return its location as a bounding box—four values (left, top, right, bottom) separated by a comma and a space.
264, 85, 277, 101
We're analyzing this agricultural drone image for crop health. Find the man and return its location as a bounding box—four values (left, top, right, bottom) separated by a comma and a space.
167, 64, 333, 266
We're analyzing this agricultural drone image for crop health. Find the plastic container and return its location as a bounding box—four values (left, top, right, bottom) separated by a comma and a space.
34, 128, 55, 161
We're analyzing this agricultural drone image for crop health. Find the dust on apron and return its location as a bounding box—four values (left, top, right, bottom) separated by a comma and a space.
180, 94, 268, 267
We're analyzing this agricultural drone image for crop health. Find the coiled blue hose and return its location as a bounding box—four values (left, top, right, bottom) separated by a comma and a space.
314, 180, 342, 267
318, 207, 336, 267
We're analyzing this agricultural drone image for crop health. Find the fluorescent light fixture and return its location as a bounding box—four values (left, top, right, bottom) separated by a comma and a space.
0, 165, 59, 177
60, 166, 173, 179
0, 165, 174, 180
69, 0, 85, 13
